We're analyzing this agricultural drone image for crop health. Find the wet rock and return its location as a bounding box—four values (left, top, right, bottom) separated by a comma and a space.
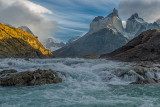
155, 72, 160, 80
119, 64, 160, 84
131, 78, 157, 84
145, 71, 155, 79
24, 58, 30, 61
0, 69, 18, 76
0, 69, 63, 86
7, 62, 13, 66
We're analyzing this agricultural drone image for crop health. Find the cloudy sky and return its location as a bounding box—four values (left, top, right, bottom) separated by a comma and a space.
0, 0, 159, 42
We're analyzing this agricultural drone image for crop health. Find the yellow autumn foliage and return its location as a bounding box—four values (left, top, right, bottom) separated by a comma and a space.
0, 23, 53, 57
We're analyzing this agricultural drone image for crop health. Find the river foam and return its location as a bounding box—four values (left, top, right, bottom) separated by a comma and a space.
0, 58, 160, 107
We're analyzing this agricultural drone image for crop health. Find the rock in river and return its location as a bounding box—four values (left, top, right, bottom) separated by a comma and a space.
0, 69, 62, 86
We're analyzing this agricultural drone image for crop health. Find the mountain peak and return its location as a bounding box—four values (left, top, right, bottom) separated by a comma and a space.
92, 16, 104, 22
128, 13, 144, 22
107, 8, 119, 18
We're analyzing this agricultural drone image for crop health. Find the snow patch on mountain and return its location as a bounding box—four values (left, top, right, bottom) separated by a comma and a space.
44, 38, 65, 52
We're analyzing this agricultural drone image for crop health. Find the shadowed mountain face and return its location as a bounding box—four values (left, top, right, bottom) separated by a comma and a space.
54, 8, 128, 57
0, 23, 53, 58
101, 29, 160, 62
54, 29, 127, 57
66, 36, 81, 45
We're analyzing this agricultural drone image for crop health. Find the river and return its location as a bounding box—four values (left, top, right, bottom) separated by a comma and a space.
0, 58, 160, 107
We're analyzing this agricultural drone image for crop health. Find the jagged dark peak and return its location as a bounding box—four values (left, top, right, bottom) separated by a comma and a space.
107, 8, 119, 18
128, 13, 144, 22
92, 16, 104, 22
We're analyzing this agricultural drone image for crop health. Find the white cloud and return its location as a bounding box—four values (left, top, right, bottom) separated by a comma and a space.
22, 0, 53, 14
0, 0, 57, 42
1, 0, 53, 14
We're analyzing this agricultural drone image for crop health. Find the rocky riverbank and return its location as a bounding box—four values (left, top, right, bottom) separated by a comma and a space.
0, 69, 63, 86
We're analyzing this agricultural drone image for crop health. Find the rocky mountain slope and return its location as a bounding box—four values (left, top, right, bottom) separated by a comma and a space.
0, 23, 53, 58
100, 29, 160, 62
66, 36, 80, 45
54, 8, 128, 57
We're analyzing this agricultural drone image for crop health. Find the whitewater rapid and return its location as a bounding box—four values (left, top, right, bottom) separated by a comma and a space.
0, 58, 160, 107
0, 58, 135, 85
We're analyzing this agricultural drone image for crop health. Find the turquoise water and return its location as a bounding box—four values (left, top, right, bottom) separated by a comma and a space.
0, 58, 160, 107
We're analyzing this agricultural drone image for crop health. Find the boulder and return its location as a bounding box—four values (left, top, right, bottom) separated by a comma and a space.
131, 79, 157, 84
0, 69, 63, 86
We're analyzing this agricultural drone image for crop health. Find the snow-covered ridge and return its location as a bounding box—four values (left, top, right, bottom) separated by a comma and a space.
43, 37, 65, 52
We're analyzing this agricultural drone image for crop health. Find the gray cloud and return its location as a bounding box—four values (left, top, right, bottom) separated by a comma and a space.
119, 0, 160, 22
0, 0, 57, 42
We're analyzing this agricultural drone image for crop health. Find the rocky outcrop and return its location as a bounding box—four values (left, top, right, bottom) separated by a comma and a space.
0, 23, 53, 58
0, 69, 62, 86
100, 29, 160, 62
54, 8, 128, 57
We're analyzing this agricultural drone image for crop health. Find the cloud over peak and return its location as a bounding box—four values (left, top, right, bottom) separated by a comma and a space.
0, 0, 57, 42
